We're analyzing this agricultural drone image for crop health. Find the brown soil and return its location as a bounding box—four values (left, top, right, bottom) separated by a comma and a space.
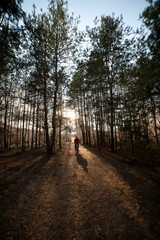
0, 145, 160, 240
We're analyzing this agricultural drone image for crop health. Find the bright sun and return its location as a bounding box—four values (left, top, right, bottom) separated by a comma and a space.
65, 109, 76, 121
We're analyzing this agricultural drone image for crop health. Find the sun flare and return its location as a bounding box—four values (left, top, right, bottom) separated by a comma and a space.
65, 109, 76, 121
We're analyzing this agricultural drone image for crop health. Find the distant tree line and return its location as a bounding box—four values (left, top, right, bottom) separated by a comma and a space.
0, 0, 159, 155
0, 0, 77, 153
68, 0, 160, 155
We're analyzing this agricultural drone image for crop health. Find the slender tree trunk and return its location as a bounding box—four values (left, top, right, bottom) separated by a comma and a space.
0, 106, 3, 148
35, 96, 39, 149
59, 116, 62, 149
130, 125, 134, 153
150, 96, 159, 144
22, 100, 26, 151
27, 105, 32, 148
91, 119, 96, 146
7, 100, 12, 148
44, 74, 50, 153
16, 111, 20, 148
110, 83, 114, 153
52, 90, 58, 153
128, 109, 135, 153
51, 42, 59, 154
96, 119, 100, 151
25, 104, 29, 148
4, 97, 8, 148
31, 100, 35, 150
38, 113, 42, 148
80, 99, 86, 145
9, 100, 14, 148
88, 117, 91, 146
106, 57, 114, 153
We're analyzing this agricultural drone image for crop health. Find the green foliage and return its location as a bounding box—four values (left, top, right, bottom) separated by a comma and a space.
141, 0, 160, 56
141, 0, 160, 86
68, 3, 160, 153
0, 0, 24, 25
0, 0, 159, 155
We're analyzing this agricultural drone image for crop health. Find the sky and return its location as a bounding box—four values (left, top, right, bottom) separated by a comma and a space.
22, 0, 149, 31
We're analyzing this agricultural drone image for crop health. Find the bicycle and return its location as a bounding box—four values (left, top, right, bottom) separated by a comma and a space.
75, 143, 79, 151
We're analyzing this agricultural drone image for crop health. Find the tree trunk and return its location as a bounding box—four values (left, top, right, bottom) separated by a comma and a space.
4, 97, 8, 148
96, 120, 100, 151
58, 103, 62, 149
16, 111, 20, 148
27, 104, 32, 148
44, 74, 50, 153
106, 56, 114, 153
110, 83, 114, 153
51, 42, 59, 154
38, 113, 42, 148
35, 95, 39, 149
31, 100, 35, 150
150, 96, 159, 144
22, 100, 26, 151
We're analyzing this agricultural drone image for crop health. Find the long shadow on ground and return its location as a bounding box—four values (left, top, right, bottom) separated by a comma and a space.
76, 152, 89, 173
48, 147, 151, 240
0, 154, 53, 214
83, 146, 160, 239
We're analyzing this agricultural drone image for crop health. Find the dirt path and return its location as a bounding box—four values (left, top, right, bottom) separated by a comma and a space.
0, 145, 160, 240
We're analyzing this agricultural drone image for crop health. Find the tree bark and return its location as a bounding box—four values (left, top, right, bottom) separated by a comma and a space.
150, 96, 159, 144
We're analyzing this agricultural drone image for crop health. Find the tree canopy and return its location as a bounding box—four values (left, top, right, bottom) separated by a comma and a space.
0, 0, 159, 156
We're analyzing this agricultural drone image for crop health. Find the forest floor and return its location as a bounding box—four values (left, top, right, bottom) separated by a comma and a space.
0, 144, 160, 240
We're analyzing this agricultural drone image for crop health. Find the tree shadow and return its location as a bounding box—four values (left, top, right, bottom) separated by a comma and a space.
0, 154, 52, 214
48, 147, 149, 239
83, 145, 160, 237
76, 152, 89, 173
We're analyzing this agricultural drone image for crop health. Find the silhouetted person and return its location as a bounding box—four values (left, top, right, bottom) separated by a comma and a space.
74, 136, 80, 150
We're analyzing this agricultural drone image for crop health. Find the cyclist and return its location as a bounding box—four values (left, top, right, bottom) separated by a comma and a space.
74, 136, 80, 150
